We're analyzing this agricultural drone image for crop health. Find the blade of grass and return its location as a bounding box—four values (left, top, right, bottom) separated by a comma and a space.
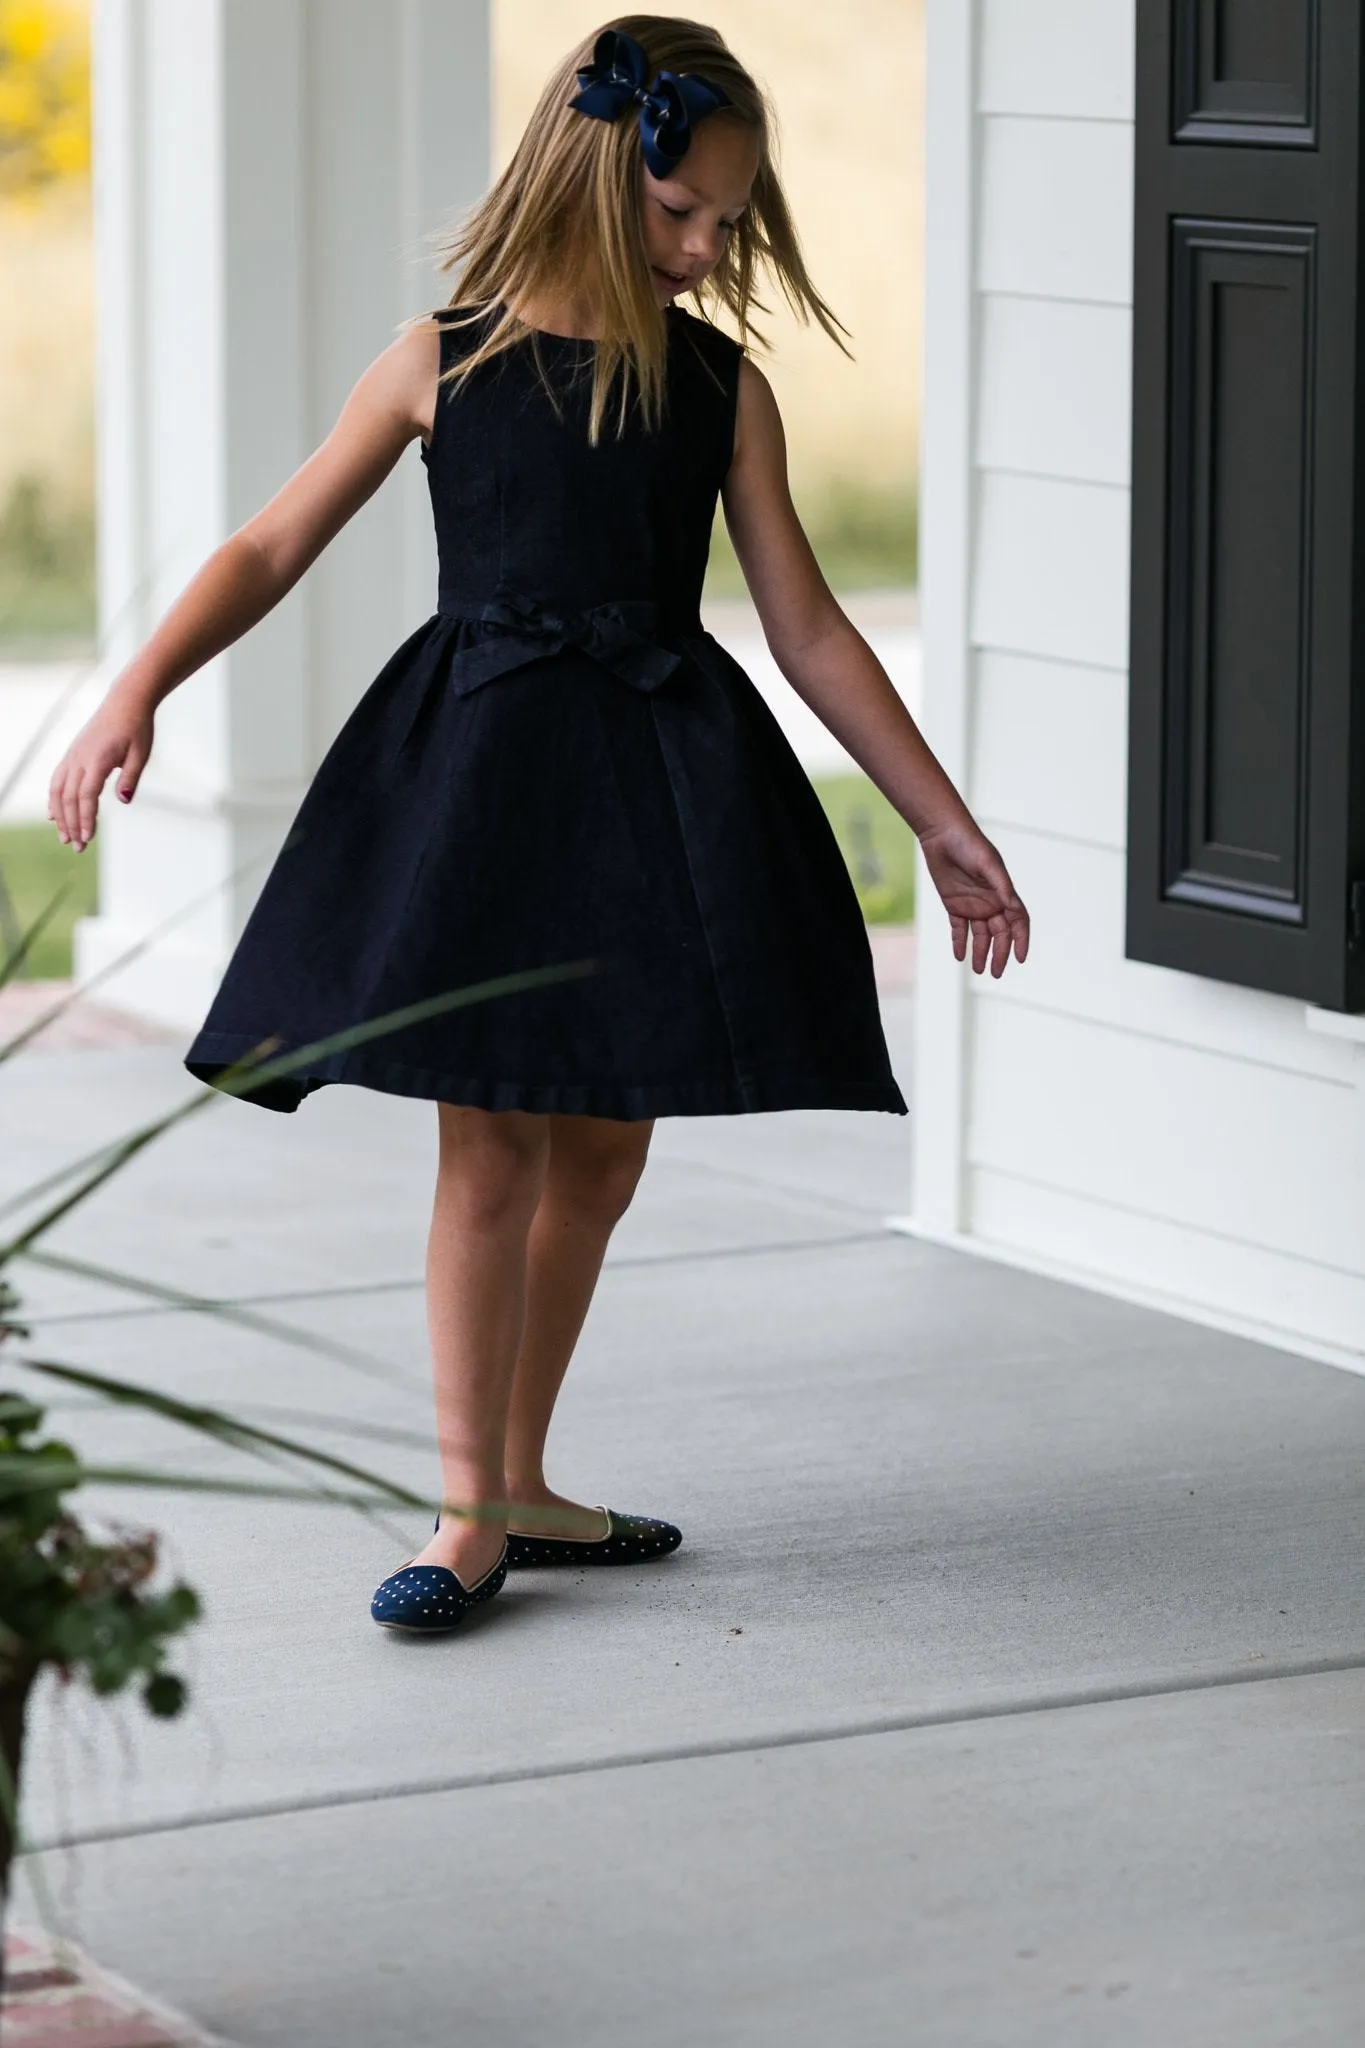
7, 1360, 425, 1539
20, 1392, 438, 1455
0, 1088, 222, 1253
0, 1457, 614, 1534
0, 879, 74, 993
0, 653, 101, 822
0, 545, 207, 1062
0, 546, 185, 823
0, 1097, 208, 1225
12, 1355, 430, 1505
0, 846, 275, 1068
0, 958, 594, 1241
20, 1247, 421, 1395
0, 866, 20, 956
0, 1456, 430, 1509
12, 1354, 592, 1530
207, 959, 595, 1100
8, 1357, 624, 1536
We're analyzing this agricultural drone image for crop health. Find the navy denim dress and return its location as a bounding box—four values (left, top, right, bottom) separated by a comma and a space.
184, 306, 907, 1119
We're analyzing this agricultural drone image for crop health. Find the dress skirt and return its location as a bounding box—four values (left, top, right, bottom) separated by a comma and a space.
184, 606, 908, 1120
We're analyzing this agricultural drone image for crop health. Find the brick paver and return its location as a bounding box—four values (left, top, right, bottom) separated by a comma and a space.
0, 984, 180, 1053
2, 1927, 220, 2047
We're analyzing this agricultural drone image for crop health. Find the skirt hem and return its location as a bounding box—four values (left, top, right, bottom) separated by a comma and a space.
183, 1035, 909, 1120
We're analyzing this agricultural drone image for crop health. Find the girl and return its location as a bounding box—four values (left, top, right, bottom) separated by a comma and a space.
48, 17, 1029, 1633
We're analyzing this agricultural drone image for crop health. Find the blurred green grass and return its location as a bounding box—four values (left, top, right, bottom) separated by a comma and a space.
2, 467, 915, 646
0, 789, 909, 996
707, 477, 917, 600
0, 474, 97, 652
811, 772, 915, 925
0, 820, 97, 979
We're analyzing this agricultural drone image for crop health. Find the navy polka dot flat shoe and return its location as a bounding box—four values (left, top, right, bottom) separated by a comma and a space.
370, 1541, 508, 1633
504, 1508, 681, 1569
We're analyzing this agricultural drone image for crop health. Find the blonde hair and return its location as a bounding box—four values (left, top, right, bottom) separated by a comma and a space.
419, 14, 847, 443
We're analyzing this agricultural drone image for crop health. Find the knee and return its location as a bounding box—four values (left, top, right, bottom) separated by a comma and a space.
436, 1109, 547, 1230
550, 1128, 651, 1227
585, 1152, 648, 1227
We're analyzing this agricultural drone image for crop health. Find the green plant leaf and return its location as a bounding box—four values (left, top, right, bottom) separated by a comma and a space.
0, 1454, 427, 1509
0, 1092, 219, 1256
0, 656, 101, 821
0, 959, 594, 1255
21, 1247, 418, 1394
208, 959, 596, 1100
9, 1356, 432, 1506
0, 547, 189, 811
0, 879, 73, 992
22, 1390, 439, 1456
0, 849, 274, 1068
144, 1672, 186, 1717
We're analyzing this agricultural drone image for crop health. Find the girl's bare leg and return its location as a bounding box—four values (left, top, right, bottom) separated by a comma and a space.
503, 1114, 654, 1538
406, 1104, 550, 1588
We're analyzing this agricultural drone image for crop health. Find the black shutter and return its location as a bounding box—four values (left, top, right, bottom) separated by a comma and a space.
1128, 1, 1365, 1010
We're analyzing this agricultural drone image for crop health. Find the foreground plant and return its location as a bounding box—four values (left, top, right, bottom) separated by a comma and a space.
0, 1282, 199, 1889
0, 875, 593, 1961
0, 1260, 431, 1942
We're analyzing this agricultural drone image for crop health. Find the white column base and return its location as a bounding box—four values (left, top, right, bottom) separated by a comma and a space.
73, 914, 230, 1034
72, 782, 301, 1031
884, 1211, 1365, 1383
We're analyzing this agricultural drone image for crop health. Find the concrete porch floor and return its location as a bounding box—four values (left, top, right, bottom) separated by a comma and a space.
3, 993, 1363, 2046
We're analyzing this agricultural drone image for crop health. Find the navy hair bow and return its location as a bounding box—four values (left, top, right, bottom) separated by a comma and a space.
569, 28, 730, 179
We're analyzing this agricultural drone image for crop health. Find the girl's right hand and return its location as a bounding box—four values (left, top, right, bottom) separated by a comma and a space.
40, 325, 439, 858
48, 700, 155, 851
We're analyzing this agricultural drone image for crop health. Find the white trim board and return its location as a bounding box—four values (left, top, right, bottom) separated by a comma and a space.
911, 0, 978, 1236
884, 1213, 1365, 1382
1306, 1007, 1365, 1045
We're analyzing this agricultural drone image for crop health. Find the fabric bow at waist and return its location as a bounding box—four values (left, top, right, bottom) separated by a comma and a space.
439, 591, 686, 696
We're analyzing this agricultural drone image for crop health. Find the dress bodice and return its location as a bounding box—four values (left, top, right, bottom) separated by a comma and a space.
420, 304, 742, 640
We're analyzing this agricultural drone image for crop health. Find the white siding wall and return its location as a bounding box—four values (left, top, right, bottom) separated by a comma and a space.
910, 0, 1365, 1371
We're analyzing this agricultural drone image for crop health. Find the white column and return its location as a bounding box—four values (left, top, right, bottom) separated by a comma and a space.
894, 0, 978, 1238
79, 0, 490, 1027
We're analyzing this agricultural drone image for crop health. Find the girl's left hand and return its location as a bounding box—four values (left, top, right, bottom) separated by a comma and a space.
918, 815, 1030, 977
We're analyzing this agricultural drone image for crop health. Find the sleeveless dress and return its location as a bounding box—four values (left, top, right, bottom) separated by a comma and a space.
184, 305, 907, 1120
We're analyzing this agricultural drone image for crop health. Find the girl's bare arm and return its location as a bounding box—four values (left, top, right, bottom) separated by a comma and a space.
721, 359, 1029, 977
49, 321, 442, 851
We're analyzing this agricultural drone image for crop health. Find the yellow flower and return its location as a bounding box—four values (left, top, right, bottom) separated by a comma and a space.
41, 118, 86, 177
0, 0, 89, 195
3, 5, 52, 68
0, 72, 44, 133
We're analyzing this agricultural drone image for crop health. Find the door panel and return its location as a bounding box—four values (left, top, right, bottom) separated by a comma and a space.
1165, 221, 1313, 921
1173, 0, 1318, 144
1128, 1, 1365, 1008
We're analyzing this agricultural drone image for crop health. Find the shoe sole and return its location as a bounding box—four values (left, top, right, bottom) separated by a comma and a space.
373, 1619, 468, 1634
